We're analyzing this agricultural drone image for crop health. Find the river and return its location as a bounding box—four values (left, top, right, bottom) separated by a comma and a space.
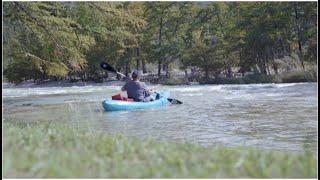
3, 82, 318, 151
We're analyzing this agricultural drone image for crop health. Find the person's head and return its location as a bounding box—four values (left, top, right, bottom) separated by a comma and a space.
131, 70, 141, 81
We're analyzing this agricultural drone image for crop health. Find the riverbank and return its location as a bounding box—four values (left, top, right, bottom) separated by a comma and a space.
3, 121, 317, 178
3, 70, 317, 88
136, 70, 317, 85
2, 80, 126, 88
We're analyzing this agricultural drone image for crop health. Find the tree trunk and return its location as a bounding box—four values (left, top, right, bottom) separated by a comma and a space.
136, 59, 140, 70
265, 55, 271, 75
125, 62, 129, 77
125, 48, 131, 76
227, 67, 232, 78
270, 49, 278, 74
204, 57, 209, 79
157, 16, 163, 78
184, 69, 188, 79
272, 62, 278, 74
266, 65, 271, 75
158, 60, 161, 78
42, 68, 46, 81
162, 63, 166, 71
262, 59, 267, 75
205, 68, 209, 80
293, 3, 305, 70
239, 49, 244, 76
163, 62, 169, 78
223, 62, 230, 78
117, 68, 121, 80
136, 48, 140, 70
165, 63, 170, 78
256, 56, 265, 74
142, 58, 147, 73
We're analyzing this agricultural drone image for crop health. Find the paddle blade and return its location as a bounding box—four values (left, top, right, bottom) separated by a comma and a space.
100, 62, 117, 73
168, 98, 183, 105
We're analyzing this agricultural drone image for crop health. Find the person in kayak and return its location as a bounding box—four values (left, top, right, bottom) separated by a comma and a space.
121, 70, 155, 102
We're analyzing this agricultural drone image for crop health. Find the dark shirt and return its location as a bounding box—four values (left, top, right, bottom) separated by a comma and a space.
122, 78, 150, 101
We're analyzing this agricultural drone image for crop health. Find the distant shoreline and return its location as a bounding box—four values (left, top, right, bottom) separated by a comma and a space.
2, 80, 130, 89
3, 77, 317, 89
3, 70, 317, 88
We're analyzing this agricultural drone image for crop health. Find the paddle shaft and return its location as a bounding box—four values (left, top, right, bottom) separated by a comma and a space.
116, 72, 126, 78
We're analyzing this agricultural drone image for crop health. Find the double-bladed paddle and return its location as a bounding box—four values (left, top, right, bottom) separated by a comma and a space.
100, 62, 182, 105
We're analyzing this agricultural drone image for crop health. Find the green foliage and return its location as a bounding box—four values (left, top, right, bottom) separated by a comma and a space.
3, 122, 317, 178
183, 43, 225, 79
159, 77, 189, 85
4, 53, 68, 83
3, 2, 94, 82
281, 71, 317, 83
4, 60, 41, 83
3, 2, 317, 83
241, 74, 281, 84
199, 74, 281, 84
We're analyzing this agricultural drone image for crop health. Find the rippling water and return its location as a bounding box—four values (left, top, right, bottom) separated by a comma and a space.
3, 82, 318, 151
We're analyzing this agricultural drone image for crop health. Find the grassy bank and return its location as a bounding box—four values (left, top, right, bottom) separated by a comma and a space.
281, 71, 317, 83
158, 71, 317, 85
3, 122, 317, 178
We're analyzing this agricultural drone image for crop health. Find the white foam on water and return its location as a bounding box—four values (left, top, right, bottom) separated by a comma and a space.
263, 93, 282, 97
224, 93, 256, 100
182, 93, 204, 97
3, 86, 121, 98
170, 85, 224, 93
170, 86, 205, 92
274, 83, 300, 88
3, 82, 314, 98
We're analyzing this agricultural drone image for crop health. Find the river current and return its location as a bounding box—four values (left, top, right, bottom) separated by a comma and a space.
3, 82, 318, 151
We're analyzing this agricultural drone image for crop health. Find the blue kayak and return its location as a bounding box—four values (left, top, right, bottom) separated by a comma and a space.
102, 91, 170, 111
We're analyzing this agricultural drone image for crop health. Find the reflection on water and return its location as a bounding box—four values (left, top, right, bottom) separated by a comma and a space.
3, 83, 318, 151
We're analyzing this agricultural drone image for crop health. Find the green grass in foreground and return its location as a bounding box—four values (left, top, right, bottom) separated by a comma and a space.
3, 122, 317, 178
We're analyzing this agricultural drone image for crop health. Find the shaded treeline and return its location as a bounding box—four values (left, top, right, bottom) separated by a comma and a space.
3, 2, 317, 83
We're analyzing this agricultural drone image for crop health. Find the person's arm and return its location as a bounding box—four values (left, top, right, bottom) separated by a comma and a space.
142, 83, 152, 96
